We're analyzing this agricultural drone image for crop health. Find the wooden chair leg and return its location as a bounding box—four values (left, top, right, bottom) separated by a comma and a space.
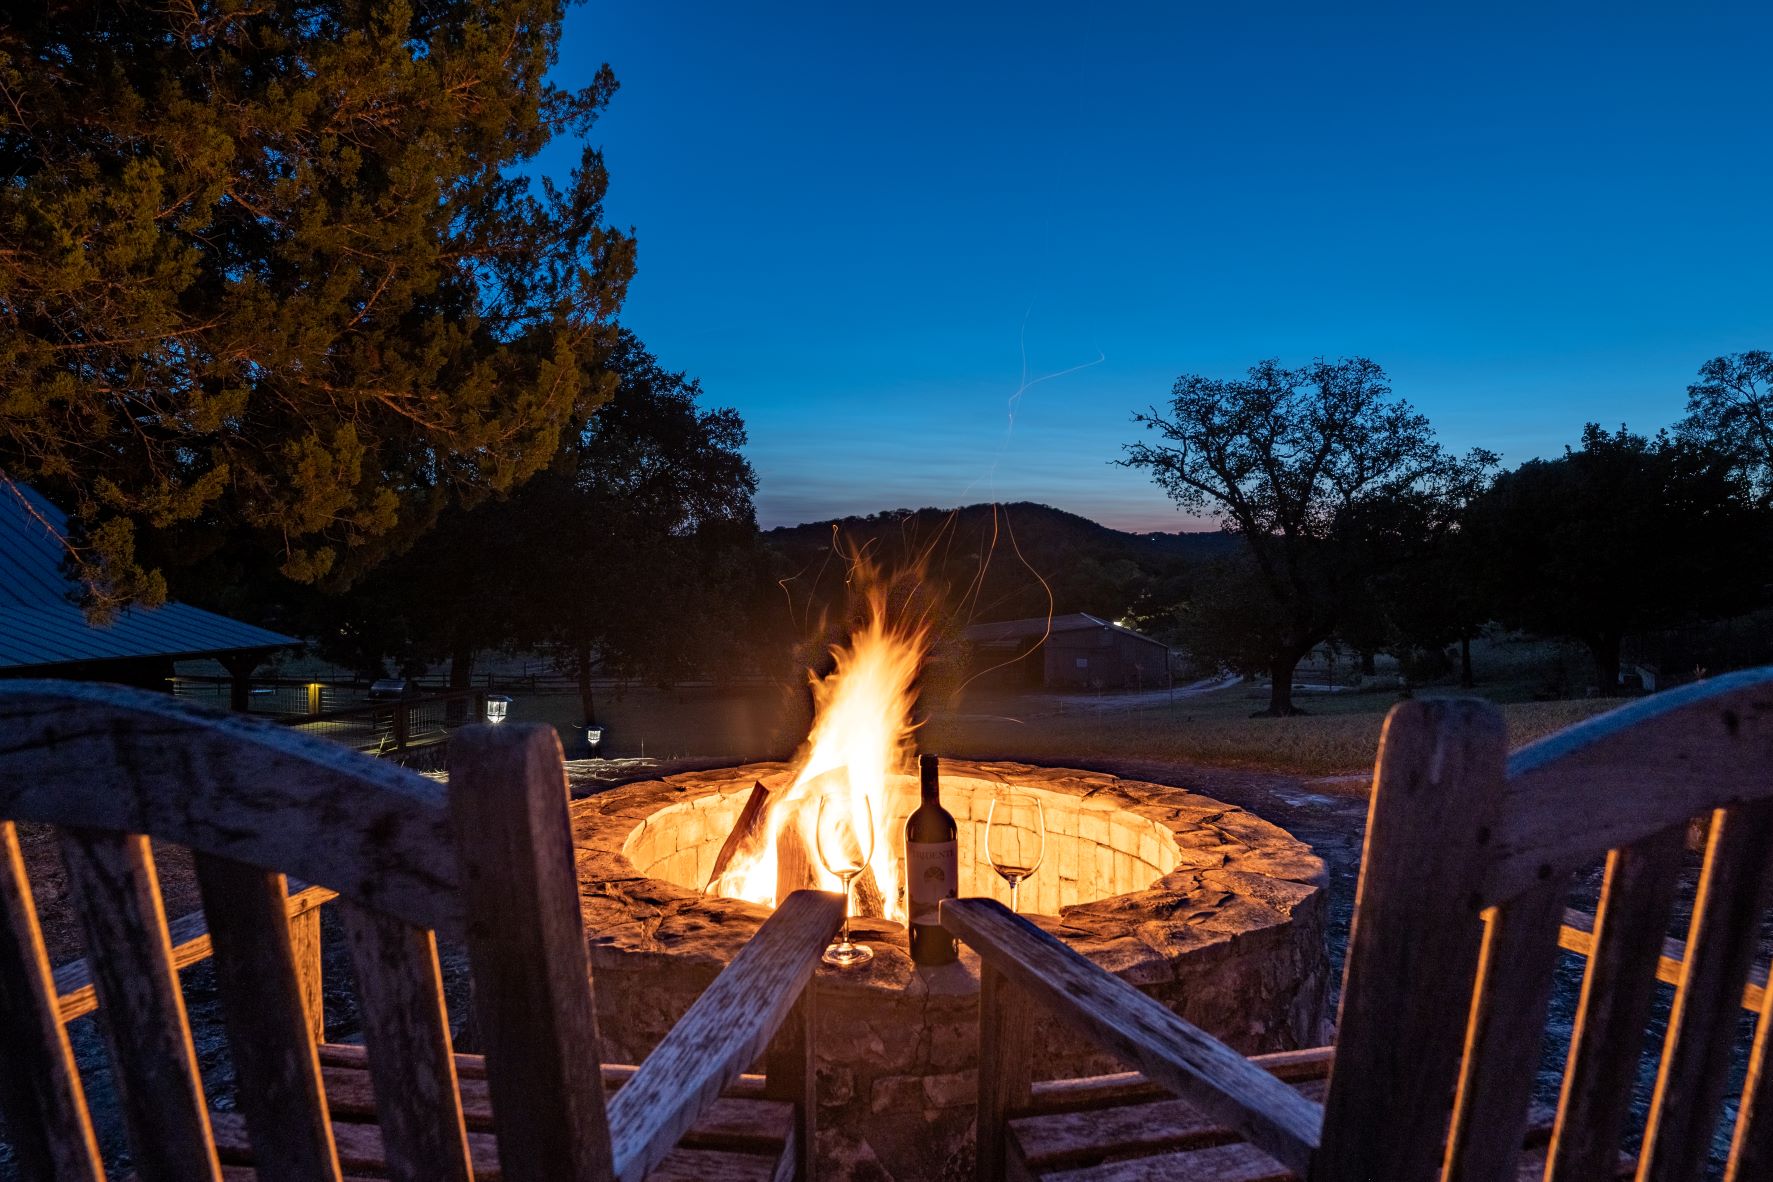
765, 982, 817, 1181
977, 962, 1034, 1182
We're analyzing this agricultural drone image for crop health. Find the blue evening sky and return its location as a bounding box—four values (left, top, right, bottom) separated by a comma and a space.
547, 2, 1773, 532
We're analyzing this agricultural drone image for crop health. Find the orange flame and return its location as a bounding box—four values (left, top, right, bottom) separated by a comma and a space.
710, 576, 929, 921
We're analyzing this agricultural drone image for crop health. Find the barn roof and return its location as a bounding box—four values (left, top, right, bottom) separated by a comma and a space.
962, 613, 1168, 650
0, 483, 300, 671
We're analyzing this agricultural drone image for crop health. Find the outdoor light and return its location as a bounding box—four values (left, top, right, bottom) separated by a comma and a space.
584, 725, 605, 751
485, 694, 512, 725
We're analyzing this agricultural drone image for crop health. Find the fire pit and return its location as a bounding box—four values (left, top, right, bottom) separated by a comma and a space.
561, 580, 1326, 1178
570, 758, 1328, 1182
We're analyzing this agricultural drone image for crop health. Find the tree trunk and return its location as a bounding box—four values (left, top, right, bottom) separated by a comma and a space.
576, 639, 597, 727
448, 640, 474, 690
1591, 635, 1623, 697
1263, 650, 1305, 716
1459, 633, 1474, 689
447, 641, 474, 724
1360, 650, 1377, 677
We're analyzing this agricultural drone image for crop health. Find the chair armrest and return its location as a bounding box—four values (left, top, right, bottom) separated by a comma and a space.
941, 896, 1322, 1176
605, 889, 843, 1182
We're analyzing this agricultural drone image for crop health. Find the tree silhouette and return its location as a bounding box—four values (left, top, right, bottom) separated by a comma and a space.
1124, 357, 1492, 715
0, 1, 634, 614
1465, 424, 1765, 694
1681, 351, 1773, 508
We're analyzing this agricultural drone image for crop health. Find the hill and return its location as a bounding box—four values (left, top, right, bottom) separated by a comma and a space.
765, 502, 1236, 631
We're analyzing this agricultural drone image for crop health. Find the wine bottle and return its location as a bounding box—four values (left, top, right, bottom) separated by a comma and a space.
906, 753, 959, 965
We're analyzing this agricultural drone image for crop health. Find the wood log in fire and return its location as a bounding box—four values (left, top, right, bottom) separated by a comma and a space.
774, 817, 887, 918
704, 781, 770, 893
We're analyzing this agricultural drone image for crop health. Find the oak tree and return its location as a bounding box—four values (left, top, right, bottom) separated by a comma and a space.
1124, 357, 1492, 714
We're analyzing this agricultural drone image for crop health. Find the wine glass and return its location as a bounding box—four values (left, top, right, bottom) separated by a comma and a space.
816, 790, 875, 967
986, 790, 1045, 914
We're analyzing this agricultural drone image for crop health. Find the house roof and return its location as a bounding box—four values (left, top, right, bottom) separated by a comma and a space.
961, 612, 1168, 650
0, 483, 300, 671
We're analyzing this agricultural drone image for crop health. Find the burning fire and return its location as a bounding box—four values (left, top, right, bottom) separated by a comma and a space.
709, 579, 930, 922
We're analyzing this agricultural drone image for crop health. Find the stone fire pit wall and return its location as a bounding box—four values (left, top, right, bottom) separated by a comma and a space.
570, 760, 1330, 1182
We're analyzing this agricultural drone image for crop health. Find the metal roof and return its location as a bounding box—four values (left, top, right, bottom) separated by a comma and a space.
0, 483, 300, 670
961, 613, 1168, 649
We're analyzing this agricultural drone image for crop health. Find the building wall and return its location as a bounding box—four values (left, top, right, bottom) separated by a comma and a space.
1042, 628, 1169, 690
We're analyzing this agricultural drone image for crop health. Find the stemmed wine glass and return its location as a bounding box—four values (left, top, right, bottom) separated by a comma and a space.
986, 790, 1046, 914
816, 791, 875, 967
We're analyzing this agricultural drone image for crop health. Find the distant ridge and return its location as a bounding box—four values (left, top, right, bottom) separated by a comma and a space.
765, 502, 1236, 625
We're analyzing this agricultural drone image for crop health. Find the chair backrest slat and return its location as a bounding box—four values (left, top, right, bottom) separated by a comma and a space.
1485, 667, 1773, 908
1726, 966, 1773, 1180
57, 828, 221, 1182
192, 853, 342, 1182
1314, 699, 1509, 1181
1638, 800, 1773, 1181
339, 900, 474, 1182
449, 723, 615, 1182
1545, 824, 1688, 1182
0, 820, 103, 1182
1441, 877, 1568, 1182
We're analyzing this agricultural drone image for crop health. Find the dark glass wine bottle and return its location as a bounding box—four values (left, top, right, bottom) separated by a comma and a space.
906, 754, 959, 965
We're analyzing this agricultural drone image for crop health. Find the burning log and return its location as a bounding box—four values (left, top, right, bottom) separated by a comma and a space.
774, 817, 888, 918
704, 781, 771, 893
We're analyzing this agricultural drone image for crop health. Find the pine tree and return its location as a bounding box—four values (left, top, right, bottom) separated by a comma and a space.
0, 1, 634, 614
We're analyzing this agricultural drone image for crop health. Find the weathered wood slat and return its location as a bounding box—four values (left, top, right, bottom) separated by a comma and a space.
0, 682, 462, 936
1728, 951, 1773, 1181
1315, 698, 1508, 1181
1443, 878, 1568, 1182
763, 977, 816, 1181
941, 897, 1321, 1178
607, 888, 844, 1182
1011, 1079, 1331, 1169
289, 903, 326, 1043
978, 961, 1037, 1182
1638, 799, 1773, 1181
449, 723, 617, 1182
194, 854, 341, 1182
58, 828, 221, 1182
212, 1109, 790, 1182
1039, 1139, 1295, 1182
314, 1061, 793, 1150
338, 901, 472, 1182
52, 884, 336, 1024
1024, 1047, 1335, 1115
1558, 907, 1768, 1014
1547, 827, 1687, 1182
211, 1108, 500, 1179
1485, 666, 1773, 907
0, 820, 104, 1182
314, 1041, 773, 1097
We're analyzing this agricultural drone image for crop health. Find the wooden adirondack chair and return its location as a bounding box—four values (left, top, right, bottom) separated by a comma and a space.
0, 680, 843, 1182
947, 667, 1773, 1182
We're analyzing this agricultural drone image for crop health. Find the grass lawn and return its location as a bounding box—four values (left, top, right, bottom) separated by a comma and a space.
921, 683, 1617, 777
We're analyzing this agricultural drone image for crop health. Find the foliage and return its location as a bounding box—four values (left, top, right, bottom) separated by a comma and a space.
0, 0, 633, 616
765, 502, 1232, 636
1123, 357, 1494, 714
1681, 351, 1773, 507
316, 333, 764, 722
1463, 424, 1768, 694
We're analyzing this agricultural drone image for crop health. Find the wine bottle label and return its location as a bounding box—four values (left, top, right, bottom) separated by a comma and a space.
907, 840, 958, 924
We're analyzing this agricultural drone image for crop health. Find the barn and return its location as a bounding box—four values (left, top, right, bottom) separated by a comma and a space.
960, 613, 1171, 692
0, 483, 301, 705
